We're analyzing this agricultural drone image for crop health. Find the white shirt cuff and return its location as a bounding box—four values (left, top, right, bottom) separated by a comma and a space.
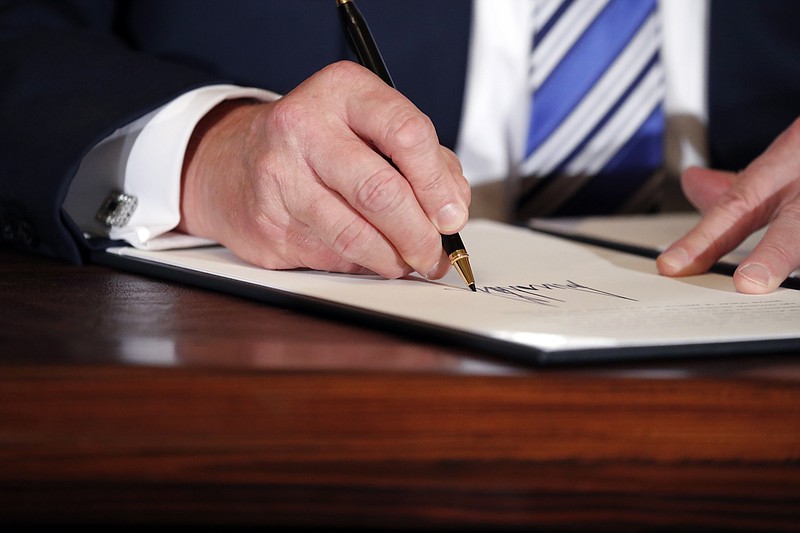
109, 84, 280, 249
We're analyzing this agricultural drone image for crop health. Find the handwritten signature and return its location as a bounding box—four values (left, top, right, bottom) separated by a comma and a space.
448, 280, 637, 306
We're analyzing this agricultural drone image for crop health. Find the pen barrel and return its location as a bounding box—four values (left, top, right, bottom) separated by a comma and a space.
336, 0, 475, 291
441, 233, 465, 256
337, 0, 395, 87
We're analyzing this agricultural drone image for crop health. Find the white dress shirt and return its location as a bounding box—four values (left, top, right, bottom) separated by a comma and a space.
65, 0, 709, 249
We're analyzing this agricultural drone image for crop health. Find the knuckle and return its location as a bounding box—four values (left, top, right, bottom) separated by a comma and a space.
419, 169, 450, 194
409, 229, 442, 261
267, 97, 311, 136
330, 218, 374, 263
389, 111, 436, 153
252, 148, 280, 180
756, 240, 795, 268
716, 186, 764, 221
303, 194, 331, 226
321, 60, 364, 83
317, 61, 372, 99
778, 197, 800, 222
354, 166, 405, 215
414, 171, 448, 195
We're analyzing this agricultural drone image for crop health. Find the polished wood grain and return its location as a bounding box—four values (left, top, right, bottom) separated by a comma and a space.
1, 249, 799, 530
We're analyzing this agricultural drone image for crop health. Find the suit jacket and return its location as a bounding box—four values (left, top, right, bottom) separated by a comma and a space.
0, 0, 798, 264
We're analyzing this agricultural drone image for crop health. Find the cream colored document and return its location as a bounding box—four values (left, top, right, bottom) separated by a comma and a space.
104, 219, 800, 363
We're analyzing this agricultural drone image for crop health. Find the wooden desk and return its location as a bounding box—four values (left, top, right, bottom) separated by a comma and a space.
1, 249, 799, 530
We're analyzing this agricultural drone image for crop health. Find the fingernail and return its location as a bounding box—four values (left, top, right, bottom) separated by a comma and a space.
436, 202, 466, 233
738, 263, 772, 288
657, 247, 690, 274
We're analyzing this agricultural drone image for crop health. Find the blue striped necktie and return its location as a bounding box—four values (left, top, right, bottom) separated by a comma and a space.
516, 0, 666, 218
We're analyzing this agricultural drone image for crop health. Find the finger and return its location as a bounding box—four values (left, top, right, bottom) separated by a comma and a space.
216, 171, 377, 275
286, 170, 419, 279
658, 119, 800, 278
254, 219, 375, 275
657, 177, 774, 278
340, 63, 469, 234
249, 66, 444, 279
442, 146, 472, 207
308, 133, 445, 279
681, 166, 735, 213
733, 195, 800, 293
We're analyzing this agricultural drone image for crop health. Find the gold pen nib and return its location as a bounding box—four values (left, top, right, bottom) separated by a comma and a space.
448, 249, 476, 292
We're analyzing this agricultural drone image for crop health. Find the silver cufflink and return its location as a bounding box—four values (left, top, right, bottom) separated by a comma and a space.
95, 191, 138, 228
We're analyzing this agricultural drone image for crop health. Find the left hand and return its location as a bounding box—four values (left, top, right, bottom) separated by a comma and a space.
657, 118, 800, 293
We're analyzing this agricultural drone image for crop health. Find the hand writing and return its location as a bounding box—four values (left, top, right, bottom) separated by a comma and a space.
657, 118, 800, 293
178, 61, 470, 279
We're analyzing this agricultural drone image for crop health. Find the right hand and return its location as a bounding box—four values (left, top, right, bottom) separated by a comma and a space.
178, 60, 470, 279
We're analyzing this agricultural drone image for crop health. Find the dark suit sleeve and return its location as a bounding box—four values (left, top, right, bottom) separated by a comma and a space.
0, 0, 471, 264
708, 0, 800, 172
0, 1, 223, 263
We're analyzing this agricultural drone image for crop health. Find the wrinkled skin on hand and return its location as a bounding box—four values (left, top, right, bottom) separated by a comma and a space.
659, 118, 800, 293
179, 61, 470, 280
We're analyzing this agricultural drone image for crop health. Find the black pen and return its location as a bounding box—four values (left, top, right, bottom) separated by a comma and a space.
335, 0, 476, 292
